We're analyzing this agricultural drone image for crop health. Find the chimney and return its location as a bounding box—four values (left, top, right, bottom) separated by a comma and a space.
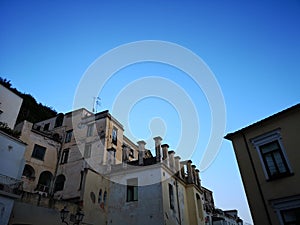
107, 147, 116, 172
137, 140, 146, 166
122, 144, 129, 163
195, 169, 201, 187
161, 144, 169, 167
180, 161, 187, 180
192, 165, 196, 184
174, 156, 182, 178
122, 144, 129, 168
168, 151, 175, 171
153, 136, 162, 162
187, 160, 194, 184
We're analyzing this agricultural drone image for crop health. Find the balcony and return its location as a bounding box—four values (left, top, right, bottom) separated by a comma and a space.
0, 174, 23, 198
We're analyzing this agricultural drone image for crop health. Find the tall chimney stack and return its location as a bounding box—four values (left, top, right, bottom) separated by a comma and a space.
174, 156, 182, 178
187, 160, 194, 184
161, 144, 169, 167
192, 165, 196, 184
168, 151, 175, 171
195, 169, 201, 187
137, 140, 146, 166
153, 136, 162, 162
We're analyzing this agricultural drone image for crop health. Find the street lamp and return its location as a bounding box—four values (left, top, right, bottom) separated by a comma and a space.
60, 206, 69, 225
74, 209, 84, 225
60, 206, 84, 225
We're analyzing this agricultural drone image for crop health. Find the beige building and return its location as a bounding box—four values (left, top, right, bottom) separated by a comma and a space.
10, 108, 141, 225
8, 107, 244, 225
225, 104, 300, 225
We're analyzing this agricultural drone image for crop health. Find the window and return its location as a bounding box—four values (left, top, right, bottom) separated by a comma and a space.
281, 207, 300, 225
251, 130, 292, 180
98, 189, 102, 203
43, 123, 50, 131
84, 143, 92, 158
31, 144, 46, 160
127, 178, 138, 202
196, 193, 202, 218
87, 124, 94, 137
271, 196, 300, 225
129, 149, 134, 158
169, 183, 174, 210
22, 164, 35, 179
103, 191, 107, 204
61, 149, 69, 164
36, 171, 52, 193
65, 130, 73, 143
260, 141, 290, 179
112, 127, 117, 145
54, 174, 65, 192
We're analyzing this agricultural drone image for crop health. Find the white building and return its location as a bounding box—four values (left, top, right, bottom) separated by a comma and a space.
0, 130, 26, 225
0, 84, 23, 129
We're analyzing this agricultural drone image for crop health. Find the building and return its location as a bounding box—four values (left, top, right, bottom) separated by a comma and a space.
8, 107, 244, 225
0, 84, 23, 129
10, 109, 141, 225
0, 131, 26, 225
225, 104, 300, 225
106, 138, 205, 225
202, 187, 243, 225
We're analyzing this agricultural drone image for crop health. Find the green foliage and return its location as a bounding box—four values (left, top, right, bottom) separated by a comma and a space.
0, 77, 57, 124
0, 122, 21, 138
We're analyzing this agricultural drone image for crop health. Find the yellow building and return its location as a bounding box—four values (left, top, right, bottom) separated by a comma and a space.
225, 104, 300, 225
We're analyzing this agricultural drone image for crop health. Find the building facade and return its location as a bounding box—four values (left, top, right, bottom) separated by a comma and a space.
0, 131, 26, 225
6, 107, 244, 225
106, 138, 205, 225
225, 104, 300, 225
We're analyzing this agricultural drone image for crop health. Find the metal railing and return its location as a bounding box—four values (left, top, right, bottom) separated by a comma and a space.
0, 173, 23, 197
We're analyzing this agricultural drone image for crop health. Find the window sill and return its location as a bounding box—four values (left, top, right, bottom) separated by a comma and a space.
266, 172, 294, 181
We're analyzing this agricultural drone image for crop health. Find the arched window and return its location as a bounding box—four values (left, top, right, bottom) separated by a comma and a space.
22, 164, 35, 180
54, 174, 66, 192
103, 191, 107, 205
98, 189, 102, 203
36, 171, 53, 193
196, 193, 203, 218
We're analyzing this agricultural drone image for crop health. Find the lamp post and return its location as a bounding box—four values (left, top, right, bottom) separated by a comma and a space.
60, 206, 84, 225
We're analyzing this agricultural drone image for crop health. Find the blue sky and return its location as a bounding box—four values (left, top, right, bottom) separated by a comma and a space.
1, 1, 300, 223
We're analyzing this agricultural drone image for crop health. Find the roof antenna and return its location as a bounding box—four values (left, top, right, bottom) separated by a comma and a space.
93, 97, 101, 113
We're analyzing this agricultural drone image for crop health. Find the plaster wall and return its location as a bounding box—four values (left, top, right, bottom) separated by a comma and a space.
0, 84, 23, 129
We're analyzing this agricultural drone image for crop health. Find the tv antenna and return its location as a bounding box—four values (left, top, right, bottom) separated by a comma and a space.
92, 97, 101, 113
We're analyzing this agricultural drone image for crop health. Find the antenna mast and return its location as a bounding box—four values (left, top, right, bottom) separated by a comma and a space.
93, 97, 101, 113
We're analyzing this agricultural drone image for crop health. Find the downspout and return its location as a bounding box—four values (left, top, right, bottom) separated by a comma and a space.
49, 130, 64, 198
242, 132, 272, 225
175, 179, 182, 225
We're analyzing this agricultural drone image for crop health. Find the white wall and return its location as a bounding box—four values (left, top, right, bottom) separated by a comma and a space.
0, 131, 26, 179
0, 84, 23, 129
0, 196, 14, 225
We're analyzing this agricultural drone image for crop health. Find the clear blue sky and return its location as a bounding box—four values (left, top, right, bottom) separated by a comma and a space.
1, 1, 300, 223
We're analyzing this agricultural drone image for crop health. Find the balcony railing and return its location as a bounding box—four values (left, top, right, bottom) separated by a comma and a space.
0, 174, 23, 197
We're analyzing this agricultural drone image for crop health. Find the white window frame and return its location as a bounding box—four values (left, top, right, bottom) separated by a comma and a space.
87, 124, 94, 137
251, 129, 292, 180
270, 195, 300, 225
84, 143, 92, 158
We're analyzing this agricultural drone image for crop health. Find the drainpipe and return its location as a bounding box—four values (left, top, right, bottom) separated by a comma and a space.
49, 131, 64, 198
